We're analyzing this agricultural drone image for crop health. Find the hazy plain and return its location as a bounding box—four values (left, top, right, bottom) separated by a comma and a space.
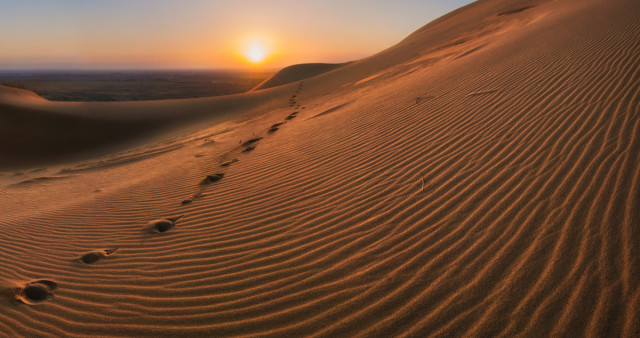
0, 70, 273, 101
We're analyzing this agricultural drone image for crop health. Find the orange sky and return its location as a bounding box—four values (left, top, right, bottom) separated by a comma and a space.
0, 1, 473, 70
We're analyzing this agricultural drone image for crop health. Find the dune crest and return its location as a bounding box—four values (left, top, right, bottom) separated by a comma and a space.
1, 0, 639, 336
252, 62, 349, 91
0, 85, 47, 103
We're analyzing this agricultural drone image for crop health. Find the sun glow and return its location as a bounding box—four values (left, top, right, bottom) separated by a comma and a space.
246, 43, 266, 63
241, 36, 272, 65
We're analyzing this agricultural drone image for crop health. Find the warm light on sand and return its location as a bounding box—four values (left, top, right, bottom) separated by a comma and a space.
2, 0, 640, 336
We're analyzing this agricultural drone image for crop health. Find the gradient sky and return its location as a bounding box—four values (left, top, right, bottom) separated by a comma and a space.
0, 0, 474, 70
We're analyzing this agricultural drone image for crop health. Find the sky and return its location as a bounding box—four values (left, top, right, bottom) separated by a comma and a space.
0, 0, 474, 70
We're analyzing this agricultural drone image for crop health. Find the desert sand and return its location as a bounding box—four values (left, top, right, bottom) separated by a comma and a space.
252, 63, 347, 91
1, 0, 639, 336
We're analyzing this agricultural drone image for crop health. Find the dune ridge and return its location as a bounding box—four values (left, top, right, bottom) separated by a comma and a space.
1, 0, 639, 336
252, 63, 348, 91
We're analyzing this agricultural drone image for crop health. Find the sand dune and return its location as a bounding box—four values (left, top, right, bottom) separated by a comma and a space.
0, 80, 296, 168
252, 63, 349, 91
1, 0, 639, 336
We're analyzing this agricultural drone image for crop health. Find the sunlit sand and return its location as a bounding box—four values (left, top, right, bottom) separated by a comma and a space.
1, 0, 639, 336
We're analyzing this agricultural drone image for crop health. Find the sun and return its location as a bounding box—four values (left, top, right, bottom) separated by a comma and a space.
246, 43, 266, 64
242, 36, 271, 65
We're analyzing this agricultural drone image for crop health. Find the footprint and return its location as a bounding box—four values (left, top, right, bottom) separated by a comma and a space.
200, 173, 224, 185
243, 145, 256, 152
221, 159, 238, 167
285, 113, 298, 120
497, 5, 534, 16
147, 215, 184, 233
241, 137, 263, 147
199, 138, 215, 146
269, 121, 285, 133
182, 191, 203, 205
77, 249, 118, 264
12, 280, 57, 305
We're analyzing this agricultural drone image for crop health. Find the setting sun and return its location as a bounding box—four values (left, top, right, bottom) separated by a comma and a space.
244, 41, 269, 64
246, 43, 266, 63
4, 0, 639, 336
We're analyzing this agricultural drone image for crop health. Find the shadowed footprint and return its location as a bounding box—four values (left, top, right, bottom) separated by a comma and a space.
241, 137, 263, 147
243, 145, 256, 152
77, 248, 118, 264
147, 215, 184, 233
269, 123, 283, 132
11, 280, 57, 305
200, 173, 224, 185
221, 159, 238, 167
285, 113, 298, 120
198, 139, 215, 147
181, 191, 202, 205
270, 122, 285, 129
497, 5, 534, 16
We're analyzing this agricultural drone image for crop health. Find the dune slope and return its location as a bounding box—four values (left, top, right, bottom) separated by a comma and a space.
252, 63, 348, 91
1, 0, 639, 336
0, 82, 293, 168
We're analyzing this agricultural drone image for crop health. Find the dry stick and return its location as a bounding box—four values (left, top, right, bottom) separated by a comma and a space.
420, 173, 425, 193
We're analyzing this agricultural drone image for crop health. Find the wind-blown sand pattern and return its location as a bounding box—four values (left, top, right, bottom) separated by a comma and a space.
1, 0, 640, 336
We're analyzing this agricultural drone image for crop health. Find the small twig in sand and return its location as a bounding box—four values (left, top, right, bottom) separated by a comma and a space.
420, 174, 425, 193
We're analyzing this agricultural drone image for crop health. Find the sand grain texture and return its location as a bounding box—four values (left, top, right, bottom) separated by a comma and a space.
1, 0, 640, 336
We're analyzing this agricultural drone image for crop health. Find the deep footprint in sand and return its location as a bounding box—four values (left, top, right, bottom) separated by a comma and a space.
77, 248, 118, 264
243, 145, 256, 152
241, 137, 263, 147
147, 215, 184, 233
269, 122, 285, 133
12, 280, 58, 305
271, 122, 284, 129
200, 173, 224, 185
181, 191, 202, 205
285, 112, 298, 120
221, 159, 238, 167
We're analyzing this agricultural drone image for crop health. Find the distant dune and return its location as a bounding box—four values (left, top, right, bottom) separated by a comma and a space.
252, 62, 348, 91
1, 0, 639, 336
